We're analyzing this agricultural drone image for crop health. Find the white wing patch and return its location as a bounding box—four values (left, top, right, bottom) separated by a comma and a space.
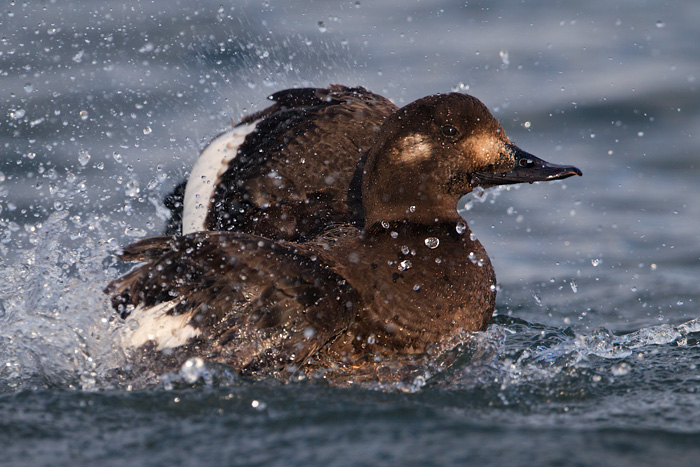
182, 120, 260, 235
123, 301, 201, 350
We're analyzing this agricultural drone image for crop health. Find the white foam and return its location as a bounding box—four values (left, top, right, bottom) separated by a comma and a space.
182, 121, 260, 234
124, 301, 201, 350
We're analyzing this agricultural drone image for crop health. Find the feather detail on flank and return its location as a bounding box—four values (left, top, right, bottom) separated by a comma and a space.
124, 301, 201, 350
182, 121, 260, 234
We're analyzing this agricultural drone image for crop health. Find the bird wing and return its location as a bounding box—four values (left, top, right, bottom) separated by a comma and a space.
165, 85, 398, 239
106, 232, 359, 374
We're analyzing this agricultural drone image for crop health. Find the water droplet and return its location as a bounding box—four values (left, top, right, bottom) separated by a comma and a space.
78, 150, 91, 166
413, 284, 421, 292
611, 362, 631, 376
317, 21, 327, 33
451, 82, 470, 92
79, 110, 88, 121
591, 258, 601, 267
143, 126, 152, 135
303, 327, 315, 338
139, 42, 155, 53
570, 280, 577, 293
24, 83, 33, 94
523, 121, 531, 129
251, 399, 266, 410
381, 220, 390, 229
409, 205, 416, 213
424, 237, 439, 249
499, 49, 510, 66
26, 152, 36, 160
125, 179, 140, 197
124, 226, 146, 237
10, 108, 25, 119
655, 20, 665, 28
455, 221, 467, 234
398, 260, 412, 271
112, 152, 123, 163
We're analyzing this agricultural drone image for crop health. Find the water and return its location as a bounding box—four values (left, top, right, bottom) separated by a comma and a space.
2, 0, 700, 464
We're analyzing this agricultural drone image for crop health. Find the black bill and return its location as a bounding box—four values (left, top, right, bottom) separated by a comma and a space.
472, 144, 582, 186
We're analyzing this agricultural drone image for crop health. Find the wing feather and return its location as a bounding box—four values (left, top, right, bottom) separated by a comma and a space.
106, 232, 359, 374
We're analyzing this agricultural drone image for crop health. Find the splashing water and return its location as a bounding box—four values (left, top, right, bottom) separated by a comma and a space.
3, 206, 696, 394
459, 184, 517, 212
0, 211, 126, 392
3, 198, 695, 394
434, 316, 700, 401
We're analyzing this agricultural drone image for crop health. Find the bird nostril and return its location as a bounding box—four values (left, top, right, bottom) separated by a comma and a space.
519, 158, 535, 168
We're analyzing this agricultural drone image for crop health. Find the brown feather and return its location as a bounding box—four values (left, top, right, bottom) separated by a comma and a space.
106, 232, 358, 374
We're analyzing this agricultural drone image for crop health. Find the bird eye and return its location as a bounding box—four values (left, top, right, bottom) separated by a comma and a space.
441, 125, 458, 137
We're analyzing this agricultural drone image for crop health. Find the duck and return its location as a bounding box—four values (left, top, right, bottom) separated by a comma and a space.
163, 85, 397, 239
107, 85, 581, 385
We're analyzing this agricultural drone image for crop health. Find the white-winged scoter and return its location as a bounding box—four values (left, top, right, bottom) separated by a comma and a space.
107, 85, 581, 384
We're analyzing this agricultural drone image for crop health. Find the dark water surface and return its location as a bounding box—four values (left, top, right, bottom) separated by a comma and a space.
2, 0, 700, 465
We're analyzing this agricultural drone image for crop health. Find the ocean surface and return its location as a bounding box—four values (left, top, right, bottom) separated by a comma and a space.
2, 0, 700, 465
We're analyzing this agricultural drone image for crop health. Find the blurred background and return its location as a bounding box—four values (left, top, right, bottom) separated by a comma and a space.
1, 1, 699, 464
